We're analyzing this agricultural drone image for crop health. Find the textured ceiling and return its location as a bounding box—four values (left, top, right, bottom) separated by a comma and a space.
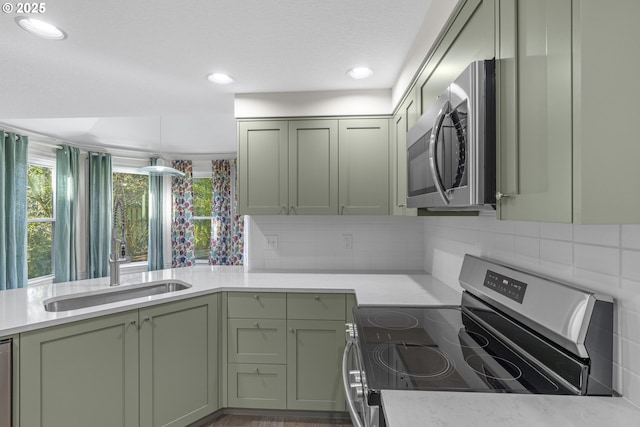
0, 0, 443, 155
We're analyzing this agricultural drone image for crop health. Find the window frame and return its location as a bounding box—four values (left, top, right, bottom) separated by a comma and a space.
192, 170, 214, 264
26, 150, 56, 284
112, 161, 151, 270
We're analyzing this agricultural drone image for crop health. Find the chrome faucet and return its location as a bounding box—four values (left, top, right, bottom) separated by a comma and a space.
109, 199, 130, 286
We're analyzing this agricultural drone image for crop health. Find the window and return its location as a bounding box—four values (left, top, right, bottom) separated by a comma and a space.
112, 171, 149, 263
193, 177, 213, 262
27, 164, 55, 279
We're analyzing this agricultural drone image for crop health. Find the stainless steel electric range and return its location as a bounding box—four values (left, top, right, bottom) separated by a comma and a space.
343, 254, 614, 427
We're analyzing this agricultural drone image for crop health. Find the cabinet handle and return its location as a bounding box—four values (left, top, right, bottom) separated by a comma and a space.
254, 295, 260, 300
255, 368, 260, 374
144, 317, 151, 322
254, 322, 260, 328
290, 206, 297, 215
495, 192, 512, 202
398, 204, 407, 208
340, 205, 346, 215
129, 320, 137, 326
280, 206, 289, 215
289, 328, 295, 334
314, 295, 320, 301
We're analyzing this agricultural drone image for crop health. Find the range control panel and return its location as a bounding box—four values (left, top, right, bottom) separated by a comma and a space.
483, 270, 527, 303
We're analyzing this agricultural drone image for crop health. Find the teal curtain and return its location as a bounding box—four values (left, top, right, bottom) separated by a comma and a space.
86, 152, 112, 278
53, 146, 80, 283
0, 130, 28, 290
148, 157, 164, 271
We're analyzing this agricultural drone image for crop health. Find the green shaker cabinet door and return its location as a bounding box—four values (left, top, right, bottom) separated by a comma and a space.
338, 119, 390, 215
227, 319, 287, 364
20, 311, 139, 427
416, 0, 494, 115
238, 121, 289, 215
228, 363, 287, 409
286, 320, 346, 411
496, 0, 572, 222
139, 294, 218, 427
288, 120, 339, 215
391, 94, 418, 216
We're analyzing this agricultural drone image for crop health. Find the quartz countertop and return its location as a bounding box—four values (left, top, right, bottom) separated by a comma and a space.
381, 390, 640, 427
0, 266, 462, 336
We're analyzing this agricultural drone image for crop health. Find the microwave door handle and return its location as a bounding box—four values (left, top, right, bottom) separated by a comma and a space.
429, 101, 452, 204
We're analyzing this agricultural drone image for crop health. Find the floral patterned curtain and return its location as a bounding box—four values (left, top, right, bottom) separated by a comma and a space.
210, 159, 244, 265
170, 160, 195, 267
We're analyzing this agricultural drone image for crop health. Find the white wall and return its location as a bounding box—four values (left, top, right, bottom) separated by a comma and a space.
423, 213, 640, 409
246, 215, 425, 272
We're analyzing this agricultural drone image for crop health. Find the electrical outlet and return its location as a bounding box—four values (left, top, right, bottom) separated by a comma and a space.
342, 234, 353, 250
264, 234, 279, 250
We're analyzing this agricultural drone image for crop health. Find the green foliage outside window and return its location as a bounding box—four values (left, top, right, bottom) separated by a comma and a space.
193, 178, 213, 261
113, 172, 149, 262
27, 165, 54, 279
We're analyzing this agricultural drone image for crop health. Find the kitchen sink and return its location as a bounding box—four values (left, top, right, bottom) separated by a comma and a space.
43, 280, 192, 312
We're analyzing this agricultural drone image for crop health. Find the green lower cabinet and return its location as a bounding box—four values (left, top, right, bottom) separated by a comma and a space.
20, 311, 140, 427
286, 320, 346, 411
139, 295, 219, 427
227, 319, 287, 364
227, 363, 287, 409
20, 294, 218, 427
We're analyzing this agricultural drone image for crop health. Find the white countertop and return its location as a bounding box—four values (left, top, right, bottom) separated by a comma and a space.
0, 266, 462, 336
381, 390, 640, 427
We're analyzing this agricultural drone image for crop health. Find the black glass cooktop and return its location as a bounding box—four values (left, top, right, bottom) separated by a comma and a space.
353, 306, 576, 397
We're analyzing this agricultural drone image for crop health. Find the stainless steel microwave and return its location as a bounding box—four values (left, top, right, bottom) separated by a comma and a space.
406, 59, 496, 210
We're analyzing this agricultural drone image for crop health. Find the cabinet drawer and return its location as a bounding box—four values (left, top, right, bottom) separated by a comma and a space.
287, 293, 346, 320
227, 292, 286, 319
227, 364, 286, 409
228, 319, 286, 364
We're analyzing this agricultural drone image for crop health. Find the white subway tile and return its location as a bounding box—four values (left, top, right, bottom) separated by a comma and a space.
514, 221, 540, 238
622, 225, 640, 250
574, 224, 620, 247
622, 250, 640, 282
618, 306, 640, 344
493, 233, 515, 254
574, 243, 620, 276
493, 219, 516, 235
619, 368, 640, 409
539, 222, 573, 241
573, 268, 620, 294
620, 279, 640, 312
620, 337, 640, 377
514, 236, 540, 259
540, 239, 573, 266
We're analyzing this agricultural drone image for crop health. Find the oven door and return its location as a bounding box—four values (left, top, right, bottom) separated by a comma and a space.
343, 325, 384, 427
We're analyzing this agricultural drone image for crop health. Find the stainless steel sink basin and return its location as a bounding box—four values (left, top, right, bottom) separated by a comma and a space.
43, 280, 192, 312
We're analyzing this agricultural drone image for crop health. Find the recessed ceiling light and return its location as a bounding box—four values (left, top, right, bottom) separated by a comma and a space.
207, 73, 235, 85
15, 17, 66, 40
347, 67, 373, 80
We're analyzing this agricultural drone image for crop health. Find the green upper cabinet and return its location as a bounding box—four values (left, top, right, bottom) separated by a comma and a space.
338, 118, 390, 215
391, 91, 418, 216
416, 0, 495, 116
496, 0, 640, 223
288, 120, 339, 215
496, 0, 573, 222
238, 118, 389, 216
571, 0, 640, 223
238, 120, 288, 215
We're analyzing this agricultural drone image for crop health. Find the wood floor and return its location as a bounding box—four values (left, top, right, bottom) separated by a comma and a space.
203, 414, 353, 427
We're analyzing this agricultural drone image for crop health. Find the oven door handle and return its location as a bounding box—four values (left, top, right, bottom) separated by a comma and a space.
342, 339, 366, 427
429, 100, 452, 205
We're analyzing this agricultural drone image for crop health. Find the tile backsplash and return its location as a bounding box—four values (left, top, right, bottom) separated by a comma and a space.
424, 213, 640, 409
247, 215, 425, 271
246, 213, 640, 408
